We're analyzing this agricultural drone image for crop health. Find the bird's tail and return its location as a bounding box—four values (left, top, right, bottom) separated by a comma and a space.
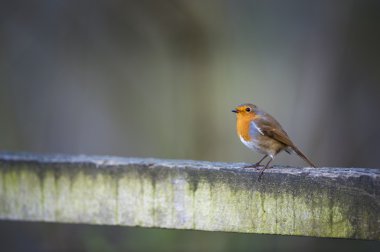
292, 146, 316, 168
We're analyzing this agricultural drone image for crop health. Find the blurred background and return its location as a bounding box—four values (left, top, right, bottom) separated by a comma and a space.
1, 0, 379, 251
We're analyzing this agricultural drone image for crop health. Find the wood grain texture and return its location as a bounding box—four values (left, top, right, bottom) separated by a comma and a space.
0, 152, 379, 240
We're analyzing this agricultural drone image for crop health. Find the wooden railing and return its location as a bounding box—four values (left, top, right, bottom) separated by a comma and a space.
0, 152, 379, 240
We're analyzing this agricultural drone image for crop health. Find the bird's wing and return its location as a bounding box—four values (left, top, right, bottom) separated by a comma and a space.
252, 119, 294, 147
261, 125, 294, 147
253, 119, 316, 167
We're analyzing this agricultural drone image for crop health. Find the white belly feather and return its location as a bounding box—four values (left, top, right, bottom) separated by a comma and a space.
239, 135, 267, 155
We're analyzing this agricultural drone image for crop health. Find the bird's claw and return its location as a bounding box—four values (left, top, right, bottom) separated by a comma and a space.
243, 163, 263, 169
257, 166, 274, 181
258, 171, 265, 181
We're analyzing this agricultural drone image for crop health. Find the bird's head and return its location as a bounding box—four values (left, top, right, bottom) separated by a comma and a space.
232, 103, 257, 119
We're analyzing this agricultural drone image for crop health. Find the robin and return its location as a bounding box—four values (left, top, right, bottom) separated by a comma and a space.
232, 103, 316, 180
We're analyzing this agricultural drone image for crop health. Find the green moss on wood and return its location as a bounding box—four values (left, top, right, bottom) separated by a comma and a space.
0, 153, 379, 240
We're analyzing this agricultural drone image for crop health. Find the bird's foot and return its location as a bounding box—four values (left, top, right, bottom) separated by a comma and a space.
243, 163, 263, 169
257, 166, 274, 181
258, 170, 265, 181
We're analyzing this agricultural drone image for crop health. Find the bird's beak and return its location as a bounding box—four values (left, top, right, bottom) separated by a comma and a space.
232, 109, 238, 113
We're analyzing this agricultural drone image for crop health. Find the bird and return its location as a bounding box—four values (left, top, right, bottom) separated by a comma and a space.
232, 103, 316, 180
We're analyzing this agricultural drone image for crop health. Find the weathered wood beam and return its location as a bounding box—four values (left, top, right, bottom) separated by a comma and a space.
0, 152, 379, 240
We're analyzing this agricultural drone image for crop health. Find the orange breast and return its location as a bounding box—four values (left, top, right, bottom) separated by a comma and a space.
236, 115, 258, 141
237, 118, 251, 141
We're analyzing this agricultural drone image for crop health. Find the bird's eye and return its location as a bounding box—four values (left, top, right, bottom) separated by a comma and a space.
245, 107, 251, 112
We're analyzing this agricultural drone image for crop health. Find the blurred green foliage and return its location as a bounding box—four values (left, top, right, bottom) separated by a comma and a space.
1, 221, 379, 252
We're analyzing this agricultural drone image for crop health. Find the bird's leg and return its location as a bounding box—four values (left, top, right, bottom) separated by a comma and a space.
258, 157, 273, 181
244, 155, 268, 168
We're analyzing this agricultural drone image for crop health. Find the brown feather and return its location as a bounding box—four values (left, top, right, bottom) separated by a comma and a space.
233, 103, 317, 168
259, 125, 316, 167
